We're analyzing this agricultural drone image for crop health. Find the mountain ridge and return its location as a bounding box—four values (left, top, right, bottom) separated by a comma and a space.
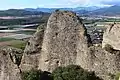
0, 5, 120, 16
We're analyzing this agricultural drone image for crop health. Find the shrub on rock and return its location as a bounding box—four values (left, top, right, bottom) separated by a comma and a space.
21, 69, 42, 80
21, 69, 52, 80
51, 65, 101, 80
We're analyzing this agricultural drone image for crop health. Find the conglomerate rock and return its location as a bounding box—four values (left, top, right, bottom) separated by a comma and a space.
89, 46, 120, 80
20, 24, 46, 71
38, 10, 89, 72
20, 11, 120, 80
0, 47, 23, 80
102, 23, 120, 50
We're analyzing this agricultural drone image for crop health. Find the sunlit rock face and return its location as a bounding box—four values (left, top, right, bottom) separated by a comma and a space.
102, 24, 120, 50
19, 11, 120, 80
38, 10, 89, 72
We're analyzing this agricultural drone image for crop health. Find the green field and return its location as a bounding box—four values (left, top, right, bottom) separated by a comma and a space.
0, 37, 15, 42
15, 30, 36, 35
8, 40, 27, 50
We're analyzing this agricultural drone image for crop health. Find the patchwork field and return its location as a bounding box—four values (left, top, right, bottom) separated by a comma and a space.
0, 24, 36, 49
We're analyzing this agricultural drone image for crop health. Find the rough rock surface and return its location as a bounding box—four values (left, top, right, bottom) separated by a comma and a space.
20, 24, 46, 71
20, 11, 120, 80
89, 46, 120, 80
24, 24, 46, 54
38, 10, 89, 72
102, 24, 120, 50
0, 47, 23, 80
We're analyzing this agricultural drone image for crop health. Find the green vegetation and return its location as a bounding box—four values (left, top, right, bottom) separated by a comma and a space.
0, 37, 15, 42
99, 18, 120, 22
21, 65, 101, 80
21, 69, 52, 80
21, 69, 42, 80
0, 12, 49, 26
115, 72, 120, 80
0, 17, 46, 26
52, 65, 101, 80
15, 30, 36, 35
0, 9, 47, 17
8, 40, 26, 50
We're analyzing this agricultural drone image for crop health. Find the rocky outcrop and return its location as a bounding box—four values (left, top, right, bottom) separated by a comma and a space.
20, 24, 46, 71
24, 24, 46, 54
0, 47, 23, 80
20, 11, 120, 80
38, 10, 89, 72
100, 23, 120, 79
102, 23, 120, 50
89, 46, 120, 80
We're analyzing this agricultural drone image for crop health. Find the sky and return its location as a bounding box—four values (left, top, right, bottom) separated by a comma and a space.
0, 0, 119, 10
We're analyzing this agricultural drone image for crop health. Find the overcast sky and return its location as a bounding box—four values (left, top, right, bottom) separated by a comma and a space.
0, 0, 119, 10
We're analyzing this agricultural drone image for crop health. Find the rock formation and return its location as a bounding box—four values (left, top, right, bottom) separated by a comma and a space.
20, 24, 46, 71
38, 10, 89, 72
24, 23, 46, 54
0, 47, 23, 80
89, 46, 120, 80
20, 11, 120, 80
102, 23, 120, 50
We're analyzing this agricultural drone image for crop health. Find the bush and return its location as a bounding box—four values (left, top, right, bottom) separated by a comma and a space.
21, 65, 102, 80
51, 65, 101, 80
21, 69, 52, 80
21, 69, 42, 80
115, 72, 120, 80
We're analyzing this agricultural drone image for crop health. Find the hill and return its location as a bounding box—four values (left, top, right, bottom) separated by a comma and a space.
0, 9, 48, 17
25, 6, 100, 13
88, 5, 120, 16
1, 5, 120, 17
25, 6, 120, 16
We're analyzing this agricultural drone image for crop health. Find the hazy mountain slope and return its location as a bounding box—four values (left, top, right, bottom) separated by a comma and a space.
0, 9, 48, 16
88, 5, 120, 16
25, 6, 100, 13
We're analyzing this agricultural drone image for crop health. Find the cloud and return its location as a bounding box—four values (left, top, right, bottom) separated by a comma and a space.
101, 0, 120, 5
55, 0, 100, 7
55, 0, 111, 7
34, 0, 118, 8
39, 0, 118, 8
0, 0, 117, 10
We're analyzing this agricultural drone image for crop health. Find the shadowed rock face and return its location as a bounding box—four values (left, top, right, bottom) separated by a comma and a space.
20, 24, 46, 71
38, 10, 89, 72
24, 24, 46, 54
0, 47, 23, 80
102, 24, 120, 50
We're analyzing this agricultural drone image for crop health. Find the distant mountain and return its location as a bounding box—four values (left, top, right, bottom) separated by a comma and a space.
0, 9, 48, 16
25, 8, 73, 13
1, 5, 120, 17
25, 6, 100, 13
74, 6, 100, 11
88, 5, 120, 16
